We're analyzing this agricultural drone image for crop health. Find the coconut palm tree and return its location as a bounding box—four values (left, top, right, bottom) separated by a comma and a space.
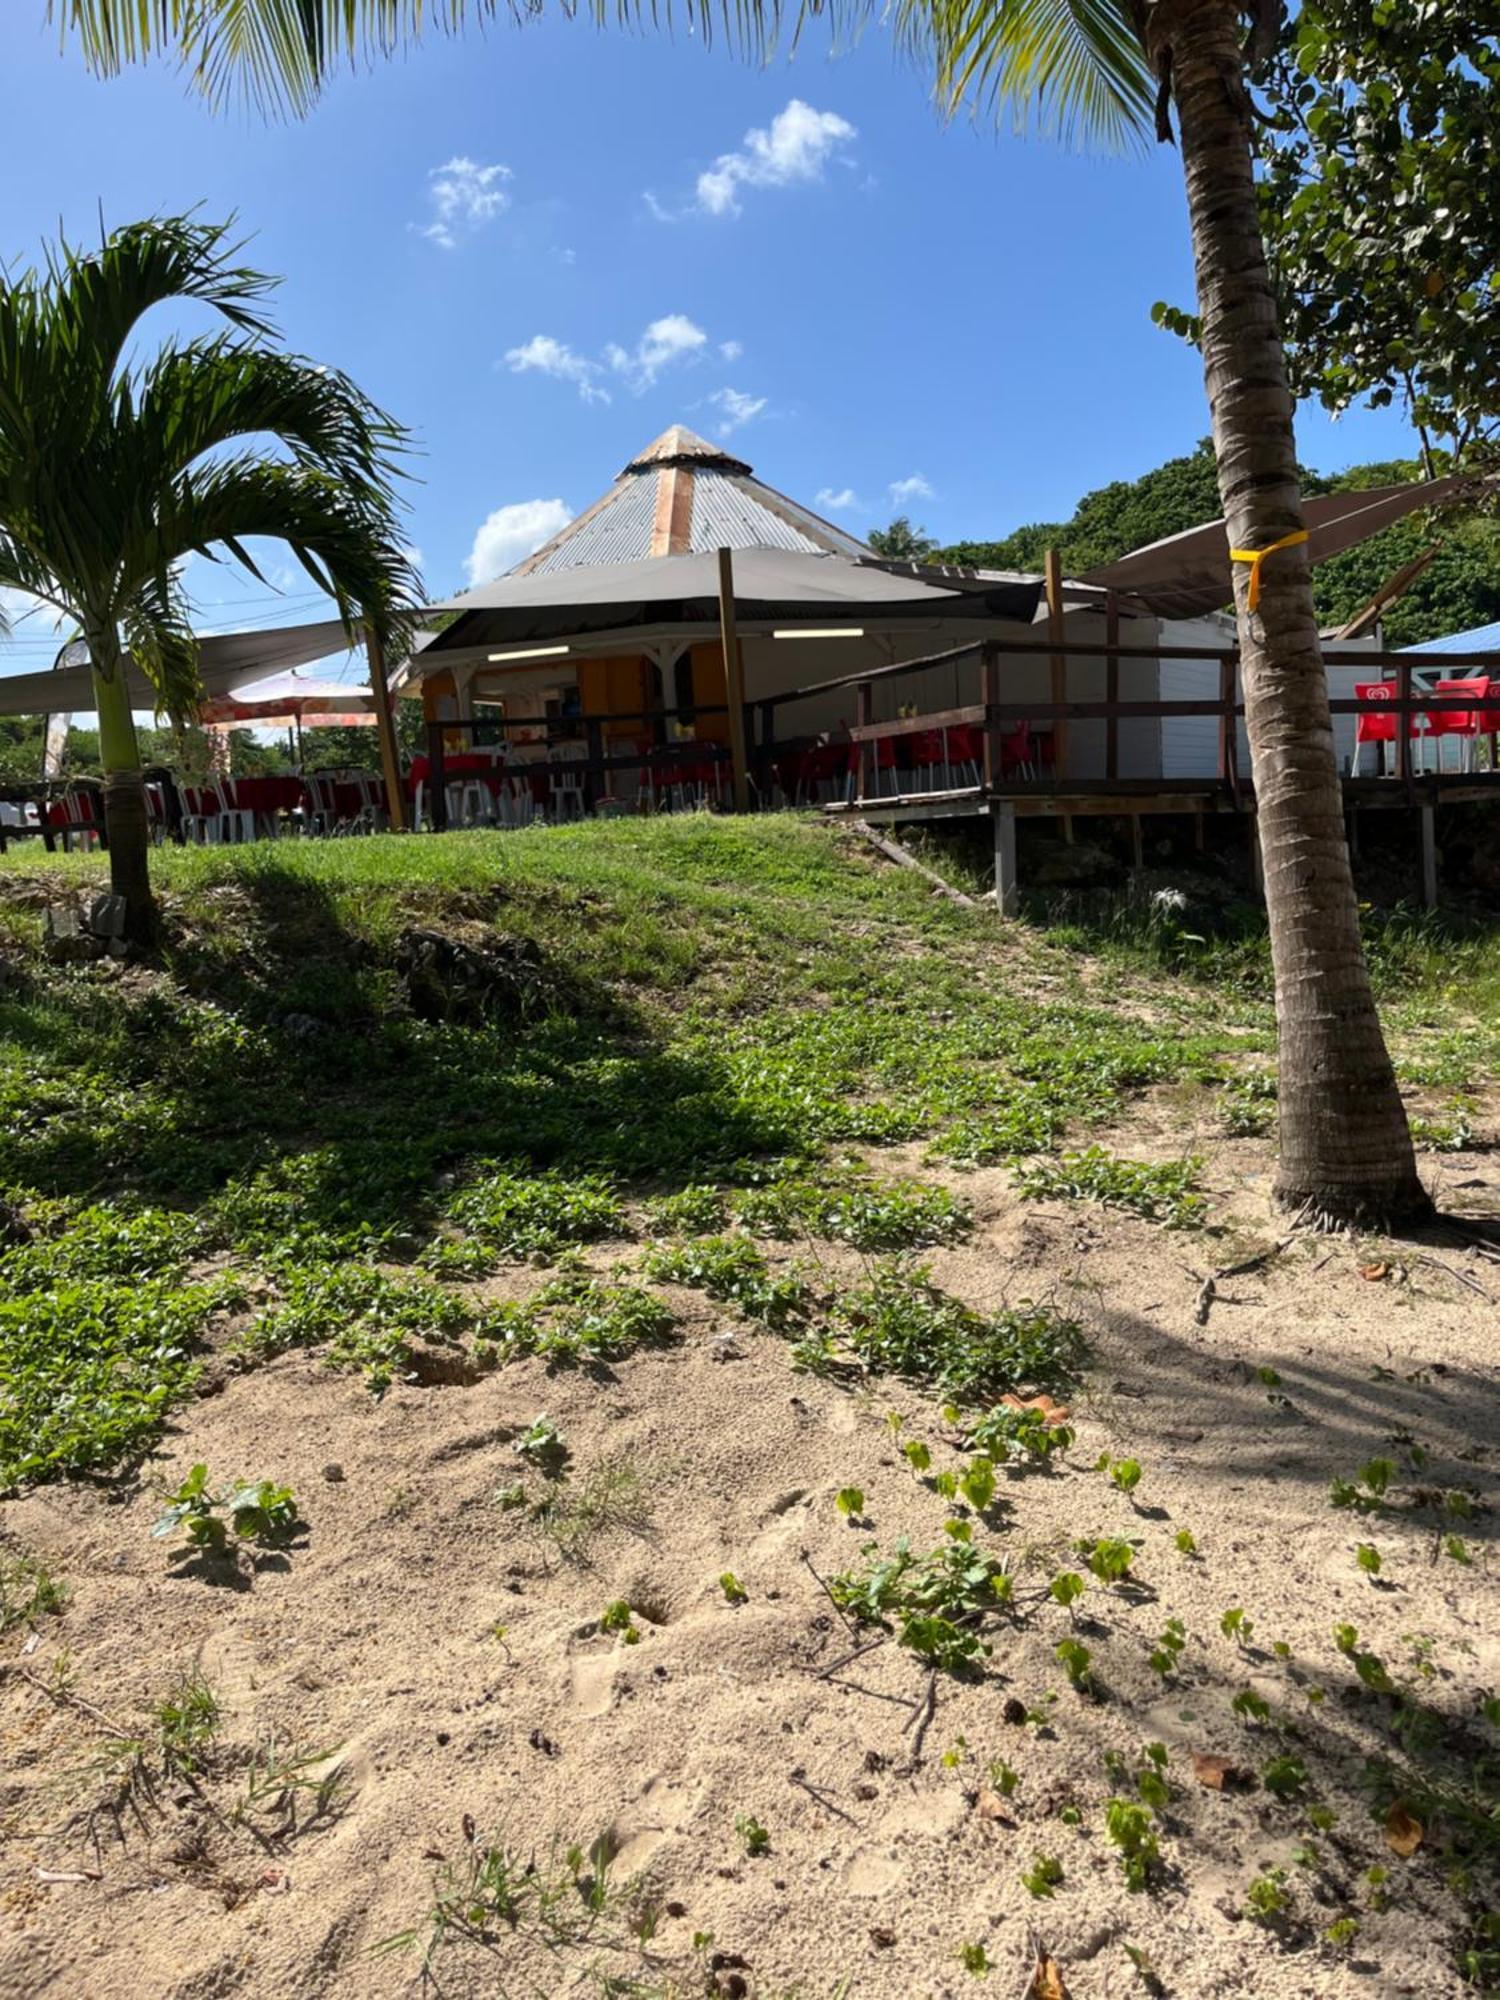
54, 2, 1430, 1227
0, 213, 418, 938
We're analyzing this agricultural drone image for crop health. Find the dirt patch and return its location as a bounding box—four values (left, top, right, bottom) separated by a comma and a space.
1, 1129, 1498, 1999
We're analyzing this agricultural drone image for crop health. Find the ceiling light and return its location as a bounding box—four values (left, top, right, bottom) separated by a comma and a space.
770, 627, 865, 640
486, 643, 571, 662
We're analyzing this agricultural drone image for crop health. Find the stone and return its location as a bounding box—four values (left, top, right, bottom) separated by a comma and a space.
87, 892, 128, 939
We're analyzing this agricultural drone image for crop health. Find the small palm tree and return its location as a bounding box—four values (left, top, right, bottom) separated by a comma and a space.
0, 214, 418, 935
55, 1, 1428, 1225
868, 517, 939, 562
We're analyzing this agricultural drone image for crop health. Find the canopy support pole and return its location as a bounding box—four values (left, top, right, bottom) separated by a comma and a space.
716, 547, 750, 813
364, 625, 407, 834
1046, 547, 1071, 842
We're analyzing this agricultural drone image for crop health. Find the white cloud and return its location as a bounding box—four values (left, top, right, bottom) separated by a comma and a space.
504, 333, 610, 404
719, 339, 743, 362
709, 387, 768, 437
605, 314, 708, 392
419, 156, 512, 250
889, 474, 935, 504
695, 100, 856, 218
465, 499, 573, 587
816, 487, 860, 511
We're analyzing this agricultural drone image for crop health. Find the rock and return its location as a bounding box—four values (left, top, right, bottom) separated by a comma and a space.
321, 1463, 345, 1483
86, 892, 127, 940
709, 1332, 745, 1362
106, 939, 131, 961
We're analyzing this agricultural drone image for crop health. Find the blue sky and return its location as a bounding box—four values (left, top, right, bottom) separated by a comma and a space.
2, 8, 1416, 681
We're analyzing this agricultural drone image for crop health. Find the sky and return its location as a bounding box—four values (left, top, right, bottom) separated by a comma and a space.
0, 6, 1418, 687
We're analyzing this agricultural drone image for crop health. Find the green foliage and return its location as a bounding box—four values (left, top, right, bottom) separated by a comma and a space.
238, 1263, 471, 1391
155, 1667, 221, 1774
1078, 1536, 1136, 1585
829, 1534, 1011, 1672
832, 1262, 1083, 1402
1254, 6, 1499, 468
478, 1277, 675, 1370
530, 1450, 653, 1563
719, 1571, 747, 1604
867, 517, 937, 561
1055, 1637, 1094, 1692
642, 1184, 730, 1237
1014, 1148, 1206, 1228
514, 1416, 569, 1475
600, 1599, 641, 1644
639, 1235, 809, 1331
735, 1813, 770, 1857
153, 1463, 300, 1555
1245, 1867, 1291, 1921
1108, 1457, 1143, 1495
0, 1551, 68, 1632
1021, 1854, 1063, 1900
966, 1403, 1073, 1465
1104, 1798, 1162, 1892
734, 1166, 970, 1253
448, 1164, 626, 1260
835, 1486, 865, 1520
957, 1941, 991, 1976
1149, 1617, 1186, 1679
1050, 1571, 1085, 1612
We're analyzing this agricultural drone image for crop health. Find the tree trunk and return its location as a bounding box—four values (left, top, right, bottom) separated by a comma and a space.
89, 630, 156, 945
1156, 0, 1428, 1228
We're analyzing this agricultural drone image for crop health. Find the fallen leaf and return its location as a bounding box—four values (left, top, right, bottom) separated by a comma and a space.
974, 1788, 1014, 1824
869, 1926, 896, 1949
1191, 1752, 1249, 1791
1360, 1262, 1390, 1282
1029, 1950, 1069, 2000
1000, 1393, 1072, 1426
1385, 1801, 1424, 1857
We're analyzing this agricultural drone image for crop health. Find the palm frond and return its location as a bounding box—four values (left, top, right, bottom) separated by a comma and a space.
889, 0, 1153, 150
120, 571, 202, 720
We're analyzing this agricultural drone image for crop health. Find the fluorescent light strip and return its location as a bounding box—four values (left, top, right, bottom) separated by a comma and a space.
771, 627, 865, 640
486, 643, 572, 663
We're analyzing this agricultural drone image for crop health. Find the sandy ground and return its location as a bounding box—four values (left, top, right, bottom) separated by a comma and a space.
1, 1109, 1497, 2000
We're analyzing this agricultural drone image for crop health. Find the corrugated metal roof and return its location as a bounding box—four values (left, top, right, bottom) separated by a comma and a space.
1403, 619, 1500, 654
506, 425, 871, 580
521, 476, 656, 575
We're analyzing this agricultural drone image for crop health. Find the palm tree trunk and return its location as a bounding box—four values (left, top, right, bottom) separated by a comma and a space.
1156, 0, 1427, 1228
88, 628, 156, 944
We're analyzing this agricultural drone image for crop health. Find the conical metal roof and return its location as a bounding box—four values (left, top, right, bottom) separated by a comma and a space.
509, 425, 870, 578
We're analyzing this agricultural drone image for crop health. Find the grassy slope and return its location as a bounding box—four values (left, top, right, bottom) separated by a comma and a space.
0, 815, 1495, 1490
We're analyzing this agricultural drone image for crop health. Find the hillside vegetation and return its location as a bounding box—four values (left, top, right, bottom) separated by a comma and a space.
0, 819, 1496, 1999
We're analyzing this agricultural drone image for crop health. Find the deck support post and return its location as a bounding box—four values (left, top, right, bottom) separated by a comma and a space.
1420, 802, 1438, 908
716, 546, 751, 813
992, 801, 1019, 917
1129, 813, 1144, 872
1193, 810, 1206, 852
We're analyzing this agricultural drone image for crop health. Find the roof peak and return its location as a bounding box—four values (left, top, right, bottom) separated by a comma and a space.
624, 424, 751, 476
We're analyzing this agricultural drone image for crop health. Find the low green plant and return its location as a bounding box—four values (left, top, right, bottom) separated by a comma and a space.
1174, 1528, 1198, 1556
238, 1263, 471, 1393
830, 1534, 1011, 1672
1325, 1916, 1360, 1950
1055, 1637, 1094, 1692
1107, 1457, 1143, 1495
1105, 1798, 1162, 1892
1021, 1854, 1063, 1899
735, 1164, 971, 1253
832, 1262, 1083, 1402
1050, 1571, 1086, 1613
835, 1486, 865, 1520
1149, 1618, 1186, 1679
1013, 1148, 1207, 1229
530, 1450, 654, 1564
153, 1464, 300, 1556
155, 1666, 221, 1774
1220, 1606, 1254, 1645
965, 1403, 1073, 1465
642, 1184, 730, 1237
719, 1571, 747, 1604
600, 1599, 640, 1645
1262, 1753, 1308, 1801
901, 1439, 932, 1472
1355, 1543, 1382, 1577
1232, 1688, 1272, 1724
1078, 1536, 1136, 1585
478, 1277, 675, 1370
639, 1236, 810, 1331
514, 1416, 569, 1475
0, 1551, 67, 1632
958, 1458, 997, 1513
448, 1163, 627, 1260
736, 1813, 770, 1857
1245, 1867, 1290, 1921
373, 1828, 620, 1973
957, 1941, 991, 1976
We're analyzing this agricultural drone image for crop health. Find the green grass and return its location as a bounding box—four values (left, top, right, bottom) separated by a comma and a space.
0, 817, 1493, 1488
1013, 1147, 1208, 1229
829, 1261, 1084, 1401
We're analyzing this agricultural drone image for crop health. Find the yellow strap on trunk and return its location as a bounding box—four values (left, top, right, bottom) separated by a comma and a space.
1228, 528, 1309, 612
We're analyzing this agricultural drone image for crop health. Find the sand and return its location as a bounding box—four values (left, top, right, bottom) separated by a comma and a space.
2, 1114, 1497, 2000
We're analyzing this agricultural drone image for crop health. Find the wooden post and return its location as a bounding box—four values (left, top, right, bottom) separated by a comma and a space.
1420, 802, 1437, 908
363, 625, 407, 834
1193, 810, 1206, 852
980, 642, 1002, 792
428, 719, 448, 833
1396, 660, 1413, 788
1129, 813, 1144, 872
1104, 591, 1121, 782
992, 801, 1018, 917
585, 717, 604, 813
855, 681, 873, 802
716, 547, 750, 813
1045, 547, 1071, 843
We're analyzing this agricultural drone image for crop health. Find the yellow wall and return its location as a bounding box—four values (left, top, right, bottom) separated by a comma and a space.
578, 655, 655, 742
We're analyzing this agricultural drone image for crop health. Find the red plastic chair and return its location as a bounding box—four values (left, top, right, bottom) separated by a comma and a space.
1428, 678, 1487, 771
906, 729, 947, 791
1000, 722, 1035, 778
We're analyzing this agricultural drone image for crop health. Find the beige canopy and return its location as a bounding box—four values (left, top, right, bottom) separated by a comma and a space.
0, 618, 360, 718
